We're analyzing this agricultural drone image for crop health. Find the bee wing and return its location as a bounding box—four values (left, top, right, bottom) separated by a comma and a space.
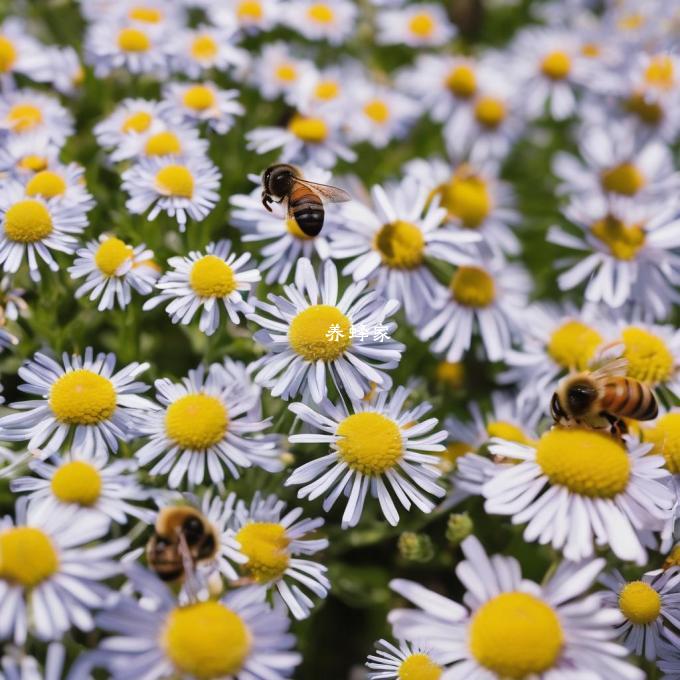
589, 341, 628, 379
292, 178, 352, 204
590, 357, 629, 380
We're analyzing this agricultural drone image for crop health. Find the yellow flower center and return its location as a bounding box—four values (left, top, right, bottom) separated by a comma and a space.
145, 131, 182, 156
536, 428, 630, 498
286, 217, 314, 241
644, 413, 680, 474
442, 441, 473, 466
314, 79, 340, 101
619, 581, 661, 625
436, 170, 491, 228
374, 220, 425, 270
600, 163, 645, 196
50, 460, 102, 506
155, 164, 194, 198
435, 360, 464, 389
474, 97, 506, 129
621, 326, 674, 384
235, 522, 291, 583
0, 527, 59, 588
469, 592, 564, 678
165, 393, 228, 449
0, 36, 17, 73
487, 421, 527, 444
275, 63, 297, 82
4, 199, 53, 243
547, 320, 603, 370
117, 27, 151, 53
363, 99, 390, 124
25, 170, 67, 199
189, 255, 236, 298
49, 369, 117, 425
288, 114, 328, 143
237, 0, 263, 20
398, 653, 443, 680
408, 12, 435, 38
122, 110, 152, 134
625, 92, 663, 125
190, 35, 218, 60
288, 305, 351, 361
128, 6, 162, 22
581, 42, 600, 58
182, 85, 216, 111
450, 266, 496, 308
645, 55, 675, 90
541, 50, 572, 80
163, 602, 251, 679
618, 13, 644, 31
18, 155, 48, 172
664, 545, 680, 570
591, 215, 645, 260
445, 64, 477, 98
95, 237, 134, 276
336, 412, 403, 475
8, 104, 43, 132
307, 3, 334, 23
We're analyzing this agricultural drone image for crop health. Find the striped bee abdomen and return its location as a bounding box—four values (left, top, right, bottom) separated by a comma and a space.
290, 185, 324, 236
599, 377, 658, 421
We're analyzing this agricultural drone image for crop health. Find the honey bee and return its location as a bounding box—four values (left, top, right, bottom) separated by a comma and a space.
146, 506, 217, 582
261, 164, 351, 236
550, 353, 658, 438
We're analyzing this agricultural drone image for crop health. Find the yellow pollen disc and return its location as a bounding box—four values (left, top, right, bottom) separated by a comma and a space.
645, 55, 675, 90
289, 305, 351, 361
144, 131, 182, 156
235, 522, 291, 583
644, 413, 680, 474
288, 114, 328, 143
189, 255, 236, 298
190, 35, 218, 60
8, 104, 43, 133
25, 170, 67, 199
128, 6, 162, 22
374, 220, 425, 270
0, 36, 17, 73
336, 412, 403, 475
591, 216, 645, 260
398, 653, 443, 680
122, 110, 152, 134
182, 85, 216, 111
621, 326, 673, 384
363, 99, 391, 124
49, 369, 117, 425
547, 320, 603, 370
165, 393, 228, 449
307, 3, 335, 23
435, 360, 464, 389
541, 50, 572, 80
450, 266, 496, 308
487, 421, 527, 444
469, 592, 564, 678
0, 527, 59, 588
163, 601, 251, 679
442, 441, 473, 466
275, 63, 297, 82
474, 97, 506, 128
581, 42, 600, 57
600, 162, 645, 196
95, 237, 134, 276
4, 199, 53, 243
536, 429, 630, 498
618, 13, 644, 31
237, 0, 263, 21
408, 13, 435, 38
314, 79, 340, 101
50, 460, 102, 506
625, 92, 663, 125
155, 164, 194, 198
117, 27, 151, 53
619, 581, 661, 625
664, 545, 680, 570
446, 64, 477, 98
286, 217, 314, 241
437, 170, 491, 228
18, 155, 48, 172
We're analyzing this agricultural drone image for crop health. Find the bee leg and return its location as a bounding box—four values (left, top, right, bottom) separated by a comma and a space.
600, 412, 627, 438
262, 193, 273, 212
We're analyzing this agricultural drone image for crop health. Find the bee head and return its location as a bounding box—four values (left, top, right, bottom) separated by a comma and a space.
265, 164, 295, 197
566, 380, 598, 416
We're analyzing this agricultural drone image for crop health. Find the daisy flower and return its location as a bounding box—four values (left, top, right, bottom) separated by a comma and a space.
162, 81, 244, 134
329, 176, 479, 325
143, 240, 259, 335
0, 497, 126, 644
0, 131, 61, 180
111, 121, 209, 163
122, 154, 221, 231
376, 4, 457, 47
287, 386, 447, 528
366, 639, 444, 680
113, 0, 184, 29
0, 182, 87, 282
0, 89, 73, 146
230, 492, 330, 620
600, 567, 680, 660
250, 42, 314, 101
290, 63, 355, 115
134, 363, 282, 488
0, 18, 50, 83
93, 98, 170, 152
248, 257, 404, 403
389, 535, 645, 679
208, 0, 282, 34
40, 46, 84, 96
69, 234, 159, 312
0, 347, 155, 458
486, 429, 673, 564
1, 643, 69, 680
283, 1, 357, 44
19, 162, 94, 210
644, 409, 680, 476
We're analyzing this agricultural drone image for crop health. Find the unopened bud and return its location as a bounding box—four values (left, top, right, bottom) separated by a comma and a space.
446, 512, 473, 546
398, 532, 434, 563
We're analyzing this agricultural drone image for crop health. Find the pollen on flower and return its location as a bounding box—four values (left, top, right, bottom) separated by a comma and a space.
450, 266, 496, 308
122, 110, 152, 134
95, 237, 134, 276
621, 326, 674, 384
474, 97, 506, 129
7, 103, 43, 132
645, 55, 675, 90
189, 255, 236, 298
191, 35, 218, 60
145, 131, 182, 156
289, 305, 351, 361
286, 217, 315, 240
398, 653, 442, 680
18, 155, 48, 172
4, 199, 53, 243
49, 369, 117, 425
363, 99, 390, 124
446, 64, 477, 98
237, 0, 263, 21
275, 63, 298, 82
128, 6, 162, 23
336, 411, 403, 475
408, 12, 435, 38
600, 163, 645, 196
618, 581, 661, 625
288, 114, 328, 143
486, 421, 527, 444
25, 170, 67, 199
536, 428, 630, 498
162, 601, 251, 678
469, 592, 564, 678
436, 169, 491, 228
541, 50, 572, 80
591, 215, 645, 260
165, 393, 229, 449
307, 3, 335, 24
644, 413, 680, 474
182, 85, 216, 111
0, 527, 59, 588
235, 522, 291, 583
374, 220, 425, 269
117, 27, 151, 53
547, 320, 603, 370
0, 36, 17, 73
314, 79, 340, 101
155, 164, 195, 198
51, 460, 103, 506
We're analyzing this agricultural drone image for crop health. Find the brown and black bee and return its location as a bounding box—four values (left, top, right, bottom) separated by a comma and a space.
146, 506, 217, 582
261, 164, 351, 237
